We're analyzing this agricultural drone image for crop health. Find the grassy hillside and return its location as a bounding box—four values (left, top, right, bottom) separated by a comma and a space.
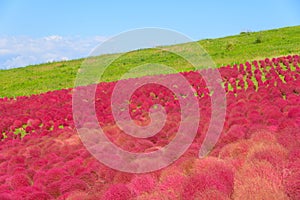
0, 25, 300, 98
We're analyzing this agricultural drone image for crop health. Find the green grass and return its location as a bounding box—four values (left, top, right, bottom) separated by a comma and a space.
0, 25, 300, 98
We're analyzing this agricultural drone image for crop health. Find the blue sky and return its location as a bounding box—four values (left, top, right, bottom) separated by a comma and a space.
0, 0, 299, 69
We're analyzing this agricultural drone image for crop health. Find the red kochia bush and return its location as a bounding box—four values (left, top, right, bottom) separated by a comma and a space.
183, 172, 234, 200
247, 141, 288, 170
25, 192, 52, 200
9, 173, 32, 189
101, 184, 133, 200
58, 191, 92, 200
45, 181, 61, 198
193, 189, 231, 200
182, 157, 235, 199
14, 186, 44, 199
45, 168, 69, 184
233, 160, 288, 199
157, 173, 186, 198
129, 174, 157, 196
220, 124, 247, 145
284, 159, 300, 200
60, 177, 89, 194
0, 193, 15, 200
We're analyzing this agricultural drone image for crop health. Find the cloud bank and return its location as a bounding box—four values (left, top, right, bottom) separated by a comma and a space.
0, 35, 107, 69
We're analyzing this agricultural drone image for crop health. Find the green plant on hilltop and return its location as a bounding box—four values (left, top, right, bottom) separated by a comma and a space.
254, 34, 263, 44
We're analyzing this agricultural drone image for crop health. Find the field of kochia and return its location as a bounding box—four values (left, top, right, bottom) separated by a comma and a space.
0, 53, 300, 199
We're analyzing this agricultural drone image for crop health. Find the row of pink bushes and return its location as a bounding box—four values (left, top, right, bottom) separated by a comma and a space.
0, 55, 299, 199
1, 55, 299, 139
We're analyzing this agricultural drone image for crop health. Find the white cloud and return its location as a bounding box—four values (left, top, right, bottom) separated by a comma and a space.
0, 35, 108, 69
0, 49, 11, 55
44, 35, 63, 41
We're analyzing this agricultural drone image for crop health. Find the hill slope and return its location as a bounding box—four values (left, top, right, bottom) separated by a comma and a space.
0, 25, 299, 97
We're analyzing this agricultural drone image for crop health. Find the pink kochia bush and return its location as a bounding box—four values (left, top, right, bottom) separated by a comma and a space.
284, 159, 300, 200
0, 55, 299, 199
182, 157, 235, 199
101, 184, 132, 200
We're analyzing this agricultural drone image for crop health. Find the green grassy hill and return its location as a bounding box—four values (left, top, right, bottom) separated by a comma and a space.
1, 25, 299, 98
